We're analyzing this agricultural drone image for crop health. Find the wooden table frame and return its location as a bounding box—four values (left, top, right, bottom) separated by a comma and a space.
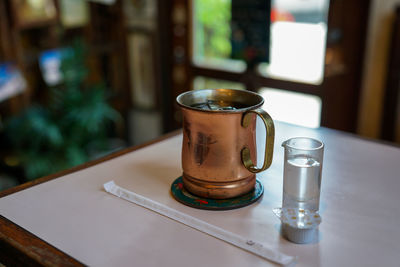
0, 131, 180, 266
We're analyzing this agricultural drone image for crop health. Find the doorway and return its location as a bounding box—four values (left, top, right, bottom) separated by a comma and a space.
160, 0, 370, 132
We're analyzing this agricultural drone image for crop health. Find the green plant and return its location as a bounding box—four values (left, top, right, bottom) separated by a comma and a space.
4, 40, 120, 180
194, 0, 232, 59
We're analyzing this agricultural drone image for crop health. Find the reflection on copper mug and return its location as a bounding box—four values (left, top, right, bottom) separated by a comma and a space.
176, 89, 275, 199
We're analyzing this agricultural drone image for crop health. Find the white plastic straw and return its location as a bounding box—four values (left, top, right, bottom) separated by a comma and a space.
103, 181, 296, 266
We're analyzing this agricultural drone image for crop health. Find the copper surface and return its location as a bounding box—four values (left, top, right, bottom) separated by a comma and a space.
182, 174, 256, 199
177, 89, 274, 199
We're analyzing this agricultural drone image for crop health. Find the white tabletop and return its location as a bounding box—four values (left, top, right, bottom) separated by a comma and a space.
1, 121, 399, 267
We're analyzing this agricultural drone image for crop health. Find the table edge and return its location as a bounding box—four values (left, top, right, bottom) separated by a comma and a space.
0, 215, 85, 267
0, 129, 181, 266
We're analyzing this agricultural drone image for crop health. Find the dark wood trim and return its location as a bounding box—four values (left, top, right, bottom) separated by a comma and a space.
0, 130, 181, 266
255, 76, 322, 96
190, 66, 245, 85
192, 66, 321, 96
320, 0, 370, 132
381, 6, 400, 141
0, 1, 13, 61
157, 0, 174, 133
168, 0, 193, 130
0, 215, 83, 267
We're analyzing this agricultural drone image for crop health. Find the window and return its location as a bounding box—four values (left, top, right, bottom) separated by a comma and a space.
191, 0, 327, 126
259, 0, 329, 84
167, 0, 370, 132
259, 87, 322, 128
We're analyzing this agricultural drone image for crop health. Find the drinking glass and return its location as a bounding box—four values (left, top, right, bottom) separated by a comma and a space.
281, 137, 324, 212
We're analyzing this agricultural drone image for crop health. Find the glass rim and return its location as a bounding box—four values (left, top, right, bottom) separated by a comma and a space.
282, 137, 324, 151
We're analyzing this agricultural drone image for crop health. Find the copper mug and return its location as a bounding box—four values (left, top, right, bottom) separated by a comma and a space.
176, 88, 275, 199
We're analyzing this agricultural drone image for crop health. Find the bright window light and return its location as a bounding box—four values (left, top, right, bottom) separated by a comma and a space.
260, 22, 327, 84
259, 87, 321, 128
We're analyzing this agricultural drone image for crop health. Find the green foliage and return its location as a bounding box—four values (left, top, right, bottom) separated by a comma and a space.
194, 0, 232, 59
4, 40, 120, 180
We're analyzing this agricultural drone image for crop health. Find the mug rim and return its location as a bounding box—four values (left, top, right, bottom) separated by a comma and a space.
176, 88, 264, 113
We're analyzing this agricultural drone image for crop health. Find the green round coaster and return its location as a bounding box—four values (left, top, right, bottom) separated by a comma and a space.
171, 176, 264, 210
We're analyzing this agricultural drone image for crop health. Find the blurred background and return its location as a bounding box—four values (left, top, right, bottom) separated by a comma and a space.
0, 0, 399, 189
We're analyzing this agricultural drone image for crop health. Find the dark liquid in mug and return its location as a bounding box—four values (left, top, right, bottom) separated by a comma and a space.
190, 100, 248, 111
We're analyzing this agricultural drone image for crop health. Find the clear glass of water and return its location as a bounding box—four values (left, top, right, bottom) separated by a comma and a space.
281, 137, 324, 212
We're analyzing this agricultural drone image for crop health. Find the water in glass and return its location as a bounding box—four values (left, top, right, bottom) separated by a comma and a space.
283, 154, 321, 211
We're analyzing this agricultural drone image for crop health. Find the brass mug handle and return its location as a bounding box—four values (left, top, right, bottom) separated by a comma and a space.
241, 108, 275, 173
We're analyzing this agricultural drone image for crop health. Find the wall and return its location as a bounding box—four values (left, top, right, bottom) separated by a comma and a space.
358, 0, 400, 139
